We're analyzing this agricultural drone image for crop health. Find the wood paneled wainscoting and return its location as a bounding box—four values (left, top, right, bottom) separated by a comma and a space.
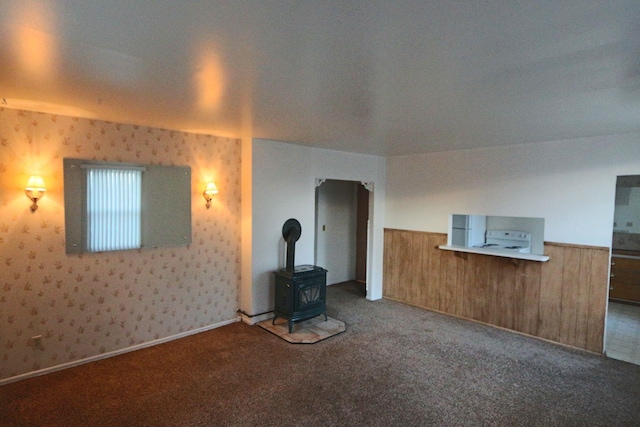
383, 229, 610, 354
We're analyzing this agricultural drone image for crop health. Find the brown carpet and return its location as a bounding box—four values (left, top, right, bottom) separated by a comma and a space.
1, 281, 640, 426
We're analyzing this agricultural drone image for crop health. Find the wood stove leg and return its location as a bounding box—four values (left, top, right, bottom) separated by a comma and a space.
272, 315, 278, 325
322, 312, 327, 321
288, 320, 293, 334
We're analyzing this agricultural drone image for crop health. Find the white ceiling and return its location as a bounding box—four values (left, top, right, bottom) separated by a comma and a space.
1, 1, 639, 156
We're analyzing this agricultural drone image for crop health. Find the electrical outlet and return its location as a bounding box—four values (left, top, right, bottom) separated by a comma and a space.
626, 222, 633, 227
28, 335, 43, 350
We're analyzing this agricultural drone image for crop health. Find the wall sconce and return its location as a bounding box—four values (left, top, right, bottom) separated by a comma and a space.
203, 181, 218, 209
25, 175, 46, 212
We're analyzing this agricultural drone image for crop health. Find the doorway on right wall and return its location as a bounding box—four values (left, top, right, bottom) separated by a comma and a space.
314, 179, 370, 297
606, 175, 640, 365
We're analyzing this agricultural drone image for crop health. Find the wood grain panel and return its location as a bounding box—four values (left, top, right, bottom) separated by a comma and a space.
513, 260, 541, 336
452, 253, 467, 317
574, 249, 593, 350
486, 256, 501, 326
394, 230, 414, 303
538, 244, 565, 343
462, 254, 484, 319
494, 258, 518, 330
383, 229, 396, 299
558, 247, 582, 347
441, 252, 463, 314
468, 254, 492, 323
423, 234, 445, 310
586, 249, 609, 353
408, 232, 423, 306
439, 250, 454, 312
383, 229, 609, 354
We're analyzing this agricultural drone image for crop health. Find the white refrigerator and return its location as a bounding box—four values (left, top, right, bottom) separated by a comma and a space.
450, 215, 486, 247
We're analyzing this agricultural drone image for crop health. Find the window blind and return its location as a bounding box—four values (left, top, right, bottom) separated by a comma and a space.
85, 167, 143, 252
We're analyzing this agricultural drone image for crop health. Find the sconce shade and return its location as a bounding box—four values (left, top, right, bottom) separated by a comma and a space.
203, 181, 218, 209
204, 182, 218, 195
25, 175, 47, 212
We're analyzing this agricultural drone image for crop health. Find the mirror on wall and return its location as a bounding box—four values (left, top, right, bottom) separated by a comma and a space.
63, 158, 192, 254
447, 214, 545, 255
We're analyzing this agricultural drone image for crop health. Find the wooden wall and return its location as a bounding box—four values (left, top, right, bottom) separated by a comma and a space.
383, 229, 610, 353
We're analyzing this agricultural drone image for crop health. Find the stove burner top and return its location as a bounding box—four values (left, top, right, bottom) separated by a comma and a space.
477, 230, 532, 253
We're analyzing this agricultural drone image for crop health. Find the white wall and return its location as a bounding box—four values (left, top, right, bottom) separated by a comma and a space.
386, 133, 640, 247
240, 136, 253, 315
315, 180, 358, 285
243, 138, 386, 317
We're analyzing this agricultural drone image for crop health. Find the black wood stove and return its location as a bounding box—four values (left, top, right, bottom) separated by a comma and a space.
273, 219, 327, 333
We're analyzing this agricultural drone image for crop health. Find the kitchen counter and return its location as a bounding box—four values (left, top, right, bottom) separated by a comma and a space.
612, 249, 640, 259
438, 244, 550, 262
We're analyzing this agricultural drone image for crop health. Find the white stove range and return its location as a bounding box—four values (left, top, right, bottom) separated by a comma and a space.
476, 230, 532, 253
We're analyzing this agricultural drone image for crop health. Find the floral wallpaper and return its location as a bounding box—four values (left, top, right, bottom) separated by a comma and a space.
0, 108, 241, 382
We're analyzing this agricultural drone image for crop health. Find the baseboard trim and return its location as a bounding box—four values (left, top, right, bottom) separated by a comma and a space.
239, 311, 273, 325
0, 316, 240, 387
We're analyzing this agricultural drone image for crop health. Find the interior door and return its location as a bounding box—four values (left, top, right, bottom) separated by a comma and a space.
356, 184, 369, 283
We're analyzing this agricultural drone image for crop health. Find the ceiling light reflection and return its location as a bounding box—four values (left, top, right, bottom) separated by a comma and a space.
194, 49, 225, 111
10, 1, 58, 80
